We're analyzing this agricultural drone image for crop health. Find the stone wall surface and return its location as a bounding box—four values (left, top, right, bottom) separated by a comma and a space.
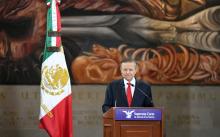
0, 85, 219, 137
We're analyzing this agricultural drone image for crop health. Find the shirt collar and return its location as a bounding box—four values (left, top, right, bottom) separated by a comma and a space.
123, 78, 136, 86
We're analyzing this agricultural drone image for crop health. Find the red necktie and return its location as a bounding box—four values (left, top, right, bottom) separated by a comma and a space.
126, 82, 132, 107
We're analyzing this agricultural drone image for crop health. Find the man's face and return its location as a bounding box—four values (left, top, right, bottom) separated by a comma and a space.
120, 62, 137, 81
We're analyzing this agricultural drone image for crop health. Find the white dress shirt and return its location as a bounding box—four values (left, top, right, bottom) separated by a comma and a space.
123, 78, 136, 97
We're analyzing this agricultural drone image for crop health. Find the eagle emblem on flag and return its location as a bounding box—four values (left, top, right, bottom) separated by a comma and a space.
41, 64, 69, 96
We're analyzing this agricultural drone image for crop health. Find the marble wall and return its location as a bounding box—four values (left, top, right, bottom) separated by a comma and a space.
0, 85, 219, 137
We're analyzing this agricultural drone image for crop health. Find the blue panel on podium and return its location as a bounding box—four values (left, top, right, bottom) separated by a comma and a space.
115, 108, 162, 121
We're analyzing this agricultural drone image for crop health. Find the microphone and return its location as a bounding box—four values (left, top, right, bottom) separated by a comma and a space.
130, 84, 154, 106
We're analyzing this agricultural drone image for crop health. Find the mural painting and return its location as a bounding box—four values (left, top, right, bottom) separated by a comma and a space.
0, 0, 220, 84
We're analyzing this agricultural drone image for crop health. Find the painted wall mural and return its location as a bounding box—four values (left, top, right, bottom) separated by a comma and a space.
0, 0, 220, 84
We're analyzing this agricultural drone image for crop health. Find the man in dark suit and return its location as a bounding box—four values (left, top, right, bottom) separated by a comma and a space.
102, 58, 154, 113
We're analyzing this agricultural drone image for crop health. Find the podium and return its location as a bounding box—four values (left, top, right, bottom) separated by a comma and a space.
103, 107, 163, 137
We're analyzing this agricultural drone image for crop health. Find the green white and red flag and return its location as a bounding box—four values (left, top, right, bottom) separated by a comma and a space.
39, 0, 73, 137
46, 0, 61, 48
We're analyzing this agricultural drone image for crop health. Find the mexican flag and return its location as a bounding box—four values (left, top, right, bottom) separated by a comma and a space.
39, 0, 73, 137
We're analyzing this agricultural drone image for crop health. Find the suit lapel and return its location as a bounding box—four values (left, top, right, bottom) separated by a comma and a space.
118, 79, 129, 107
131, 80, 141, 107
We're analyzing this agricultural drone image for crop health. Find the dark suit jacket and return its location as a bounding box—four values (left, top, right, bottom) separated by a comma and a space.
102, 79, 154, 113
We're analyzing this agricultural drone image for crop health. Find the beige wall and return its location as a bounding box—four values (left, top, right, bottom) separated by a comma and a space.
0, 85, 219, 137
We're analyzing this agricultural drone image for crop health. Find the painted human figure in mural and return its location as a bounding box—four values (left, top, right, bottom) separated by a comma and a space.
0, 0, 220, 84
67, 2, 220, 84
